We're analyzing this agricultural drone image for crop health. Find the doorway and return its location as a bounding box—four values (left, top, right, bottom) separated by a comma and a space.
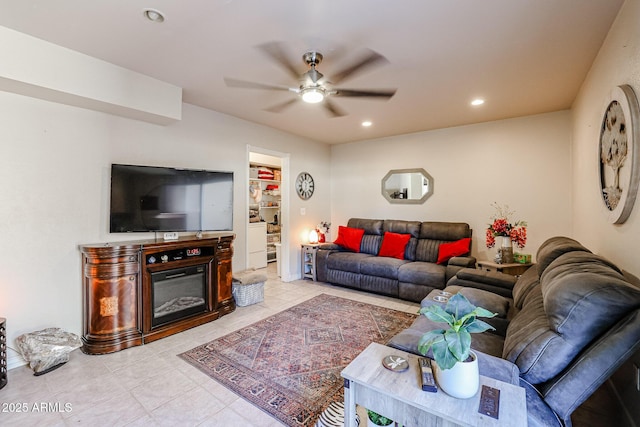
247, 146, 290, 280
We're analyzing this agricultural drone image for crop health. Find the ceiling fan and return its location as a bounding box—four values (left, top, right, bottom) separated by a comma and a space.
224, 42, 397, 117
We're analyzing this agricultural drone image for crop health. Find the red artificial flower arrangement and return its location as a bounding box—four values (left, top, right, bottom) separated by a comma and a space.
486, 203, 527, 249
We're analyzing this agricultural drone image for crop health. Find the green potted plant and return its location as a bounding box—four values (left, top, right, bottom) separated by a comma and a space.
418, 293, 496, 398
366, 409, 393, 426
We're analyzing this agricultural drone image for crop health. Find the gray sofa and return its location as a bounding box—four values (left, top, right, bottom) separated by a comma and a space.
316, 218, 476, 303
388, 236, 640, 426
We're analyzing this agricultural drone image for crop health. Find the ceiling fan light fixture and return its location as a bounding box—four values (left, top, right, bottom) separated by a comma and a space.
301, 87, 325, 104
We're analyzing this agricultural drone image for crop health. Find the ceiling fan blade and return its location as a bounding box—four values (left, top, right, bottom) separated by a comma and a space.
265, 98, 298, 113
330, 50, 389, 84
333, 88, 397, 98
323, 99, 347, 117
257, 42, 301, 80
224, 77, 294, 92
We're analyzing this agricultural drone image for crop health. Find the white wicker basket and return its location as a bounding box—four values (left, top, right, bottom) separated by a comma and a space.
232, 281, 265, 306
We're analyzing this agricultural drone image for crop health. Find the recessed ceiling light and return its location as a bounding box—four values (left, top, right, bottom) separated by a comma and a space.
362, 121, 373, 127
471, 98, 485, 106
143, 8, 165, 23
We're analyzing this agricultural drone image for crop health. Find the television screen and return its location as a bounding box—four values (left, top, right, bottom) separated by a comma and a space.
110, 164, 234, 233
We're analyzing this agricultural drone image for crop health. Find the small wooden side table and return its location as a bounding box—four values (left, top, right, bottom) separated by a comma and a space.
301, 244, 319, 281
477, 260, 533, 277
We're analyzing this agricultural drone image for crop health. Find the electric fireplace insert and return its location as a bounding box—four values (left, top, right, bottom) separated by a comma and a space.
151, 264, 208, 328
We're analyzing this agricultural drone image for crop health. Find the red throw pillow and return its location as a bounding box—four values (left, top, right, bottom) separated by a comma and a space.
378, 232, 412, 260
437, 238, 472, 264
334, 226, 365, 252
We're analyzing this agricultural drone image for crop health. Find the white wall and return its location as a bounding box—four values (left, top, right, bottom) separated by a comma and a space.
0, 26, 182, 125
0, 91, 330, 368
571, 0, 640, 419
572, 0, 640, 278
331, 111, 573, 262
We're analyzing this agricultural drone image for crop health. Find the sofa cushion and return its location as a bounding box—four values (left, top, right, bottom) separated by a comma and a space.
326, 269, 362, 289
540, 251, 637, 349
361, 234, 383, 255
398, 282, 438, 303
326, 252, 372, 273
382, 220, 420, 260
415, 239, 442, 263
420, 221, 472, 241
361, 275, 400, 297
398, 262, 445, 287
502, 287, 558, 383
415, 222, 472, 263
512, 266, 541, 309
504, 251, 640, 384
344, 218, 385, 255
378, 232, 412, 259
334, 226, 365, 252
360, 256, 408, 280
347, 218, 384, 235
383, 220, 421, 237
456, 287, 511, 318
535, 236, 591, 276
437, 238, 471, 264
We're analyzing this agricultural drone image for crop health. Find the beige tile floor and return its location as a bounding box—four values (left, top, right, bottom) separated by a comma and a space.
0, 263, 418, 427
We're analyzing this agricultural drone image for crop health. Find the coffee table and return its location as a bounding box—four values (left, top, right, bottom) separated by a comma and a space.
341, 342, 526, 427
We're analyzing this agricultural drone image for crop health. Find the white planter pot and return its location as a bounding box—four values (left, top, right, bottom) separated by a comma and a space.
432, 351, 480, 399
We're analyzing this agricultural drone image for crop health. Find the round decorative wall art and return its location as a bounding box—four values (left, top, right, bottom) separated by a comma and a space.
598, 84, 640, 224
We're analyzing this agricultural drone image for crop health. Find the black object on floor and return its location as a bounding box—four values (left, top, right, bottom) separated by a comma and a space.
33, 361, 67, 376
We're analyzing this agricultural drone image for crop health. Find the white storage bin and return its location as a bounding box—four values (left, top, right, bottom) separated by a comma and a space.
232, 270, 267, 306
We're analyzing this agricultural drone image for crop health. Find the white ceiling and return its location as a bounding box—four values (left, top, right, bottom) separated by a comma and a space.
0, 0, 624, 144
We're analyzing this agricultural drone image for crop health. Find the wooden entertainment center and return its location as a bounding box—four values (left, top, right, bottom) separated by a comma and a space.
80, 234, 235, 355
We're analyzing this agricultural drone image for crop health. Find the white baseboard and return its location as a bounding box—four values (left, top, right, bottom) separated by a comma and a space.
281, 272, 300, 282
7, 350, 26, 370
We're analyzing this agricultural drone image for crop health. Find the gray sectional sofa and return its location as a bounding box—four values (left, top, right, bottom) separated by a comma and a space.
316, 218, 476, 302
388, 236, 640, 426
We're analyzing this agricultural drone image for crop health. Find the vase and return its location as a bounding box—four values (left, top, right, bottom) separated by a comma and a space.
318, 232, 326, 243
500, 236, 514, 264
432, 351, 480, 399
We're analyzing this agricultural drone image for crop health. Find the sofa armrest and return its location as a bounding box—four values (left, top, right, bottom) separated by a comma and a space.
447, 268, 517, 298
316, 243, 350, 282
318, 242, 341, 250
445, 256, 477, 282
447, 256, 477, 268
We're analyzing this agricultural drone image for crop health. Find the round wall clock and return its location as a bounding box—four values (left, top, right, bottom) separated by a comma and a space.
295, 172, 315, 200
598, 84, 640, 224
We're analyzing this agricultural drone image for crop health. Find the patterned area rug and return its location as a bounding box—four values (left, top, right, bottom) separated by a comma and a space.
179, 293, 416, 426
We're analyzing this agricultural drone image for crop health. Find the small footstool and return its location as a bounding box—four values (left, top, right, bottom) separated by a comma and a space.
232, 270, 267, 306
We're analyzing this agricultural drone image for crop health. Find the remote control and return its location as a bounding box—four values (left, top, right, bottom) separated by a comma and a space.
419, 357, 437, 392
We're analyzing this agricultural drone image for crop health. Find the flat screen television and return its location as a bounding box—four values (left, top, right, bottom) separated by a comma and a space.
110, 164, 234, 233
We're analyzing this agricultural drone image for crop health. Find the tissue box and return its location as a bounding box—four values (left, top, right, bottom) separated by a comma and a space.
514, 253, 532, 264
